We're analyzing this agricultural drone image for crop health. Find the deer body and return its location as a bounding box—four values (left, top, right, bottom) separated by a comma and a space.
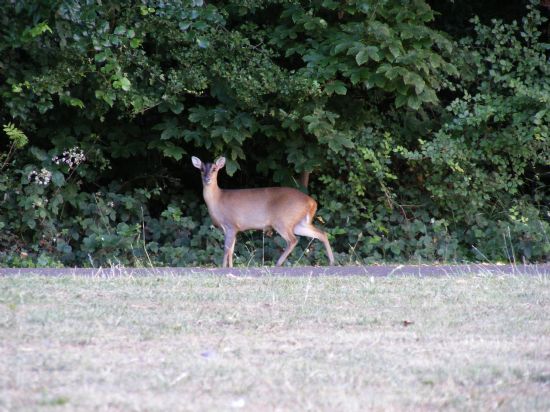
192, 156, 335, 267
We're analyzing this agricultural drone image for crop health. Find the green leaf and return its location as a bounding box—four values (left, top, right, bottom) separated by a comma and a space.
130, 38, 142, 48
26, 218, 36, 229
179, 22, 192, 31
366, 46, 382, 62
161, 127, 180, 140
225, 159, 238, 176
114, 25, 127, 35
419, 88, 437, 103
322, 0, 339, 9
170, 102, 184, 114
69, 98, 85, 109
94, 51, 109, 63
389, 44, 401, 58
333, 42, 350, 55
51, 171, 65, 187
113, 77, 132, 92
30, 146, 48, 161
355, 49, 369, 66
403, 72, 426, 95
161, 143, 185, 160
95, 90, 115, 107
196, 37, 210, 48
414, 79, 425, 95
3, 123, 28, 148
350, 69, 361, 85
121, 77, 131, 91
407, 95, 422, 110
395, 94, 408, 108
24, 22, 52, 39
325, 81, 347, 95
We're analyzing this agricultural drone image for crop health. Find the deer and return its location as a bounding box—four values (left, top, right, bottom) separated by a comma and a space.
192, 156, 335, 268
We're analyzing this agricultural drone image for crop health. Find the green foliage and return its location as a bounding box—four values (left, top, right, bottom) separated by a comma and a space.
270, 0, 457, 109
0, 0, 548, 266
3, 123, 28, 148
316, 2, 549, 263
404, 4, 549, 213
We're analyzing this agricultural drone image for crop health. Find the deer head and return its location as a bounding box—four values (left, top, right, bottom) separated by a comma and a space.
192, 156, 226, 186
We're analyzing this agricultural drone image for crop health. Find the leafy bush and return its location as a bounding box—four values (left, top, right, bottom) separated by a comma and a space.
0, 1, 548, 267
317, 3, 549, 263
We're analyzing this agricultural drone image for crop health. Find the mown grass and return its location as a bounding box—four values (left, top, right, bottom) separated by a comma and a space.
1, 272, 549, 411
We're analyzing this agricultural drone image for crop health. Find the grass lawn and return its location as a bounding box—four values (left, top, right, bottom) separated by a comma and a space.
1, 272, 549, 411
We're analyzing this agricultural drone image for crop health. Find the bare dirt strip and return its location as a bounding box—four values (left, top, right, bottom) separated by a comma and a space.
0, 263, 548, 277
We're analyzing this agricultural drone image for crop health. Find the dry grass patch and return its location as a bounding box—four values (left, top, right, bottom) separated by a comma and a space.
1, 272, 549, 411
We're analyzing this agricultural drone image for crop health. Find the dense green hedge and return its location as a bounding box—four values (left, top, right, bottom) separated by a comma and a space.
1, 1, 548, 267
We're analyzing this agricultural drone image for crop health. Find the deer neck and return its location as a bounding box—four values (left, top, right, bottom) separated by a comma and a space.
202, 182, 226, 228
202, 181, 222, 205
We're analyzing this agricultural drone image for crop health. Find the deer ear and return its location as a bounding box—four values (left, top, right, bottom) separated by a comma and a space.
191, 156, 202, 169
215, 157, 226, 169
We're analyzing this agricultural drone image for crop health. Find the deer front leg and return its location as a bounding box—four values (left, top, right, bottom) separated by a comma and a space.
222, 228, 237, 268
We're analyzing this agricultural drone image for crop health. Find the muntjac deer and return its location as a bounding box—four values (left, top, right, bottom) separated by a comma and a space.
192, 156, 335, 267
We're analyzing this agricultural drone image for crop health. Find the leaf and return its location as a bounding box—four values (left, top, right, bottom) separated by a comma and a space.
389, 44, 401, 58
395, 94, 408, 108
384, 67, 399, 80
403, 72, 426, 95
333, 42, 350, 55
162, 143, 185, 160
94, 51, 109, 63
350, 70, 362, 85
370, 21, 391, 40
118, 77, 132, 92
161, 127, 180, 140
30, 146, 48, 161
130, 38, 142, 48
303, 52, 324, 65
24, 22, 52, 40
3, 123, 28, 148
325, 81, 347, 95
179, 22, 192, 31
51, 171, 65, 187
26, 218, 36, 229
429, 53, 443, 68
407, 95, 422, 110
355, 49, 369, 66
95, 90, 115, 107
419, 88, 437, 103
322, 0, 339, 9
114, 25, 127, 35
69, 98, 85, 109
414, 78, 425, 95
225, 159, 238, 176
196, 37, 210, 48
170, 102, 184, 114
366, 46, 381, 62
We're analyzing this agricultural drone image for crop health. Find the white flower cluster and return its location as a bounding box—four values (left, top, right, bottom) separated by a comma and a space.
52, 147, 86, 169
28, 168, 52, 185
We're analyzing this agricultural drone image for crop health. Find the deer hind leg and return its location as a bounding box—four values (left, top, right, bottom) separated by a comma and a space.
222, 228, 237, 268
294, 218, 335, 265
273, 224, 298, 267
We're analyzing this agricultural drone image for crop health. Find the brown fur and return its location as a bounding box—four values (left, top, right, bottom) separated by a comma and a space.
192, 156, 335, 267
